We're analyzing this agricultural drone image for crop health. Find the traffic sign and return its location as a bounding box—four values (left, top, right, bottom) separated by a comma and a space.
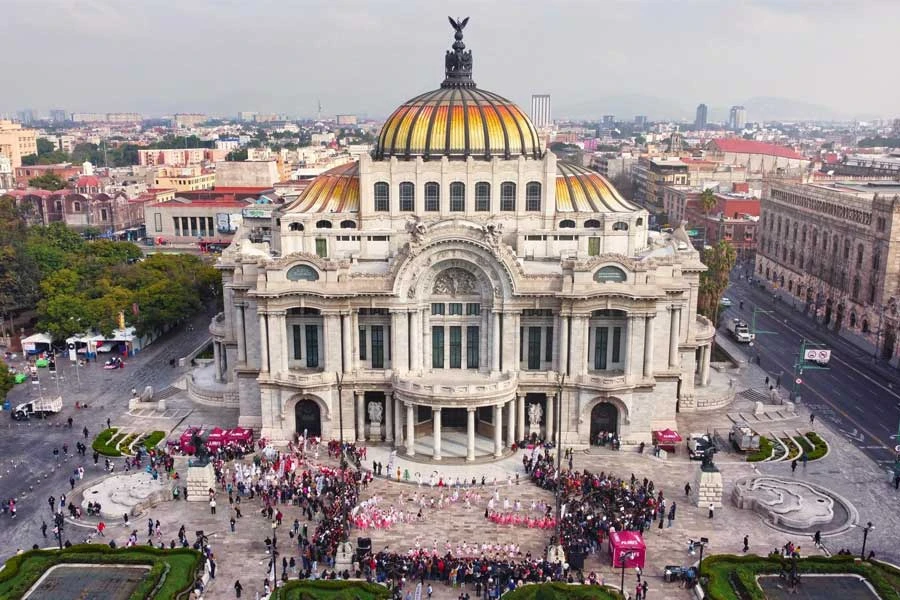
804, 349, 831, 363
795, 377, 803, 385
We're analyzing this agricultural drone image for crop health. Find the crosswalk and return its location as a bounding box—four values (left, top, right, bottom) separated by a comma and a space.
127, 407, 192, 420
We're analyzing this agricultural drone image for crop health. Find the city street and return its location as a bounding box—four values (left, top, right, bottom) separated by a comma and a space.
722, 268, 900, 470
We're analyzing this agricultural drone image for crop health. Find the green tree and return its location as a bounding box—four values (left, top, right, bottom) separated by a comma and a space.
0, 198, 40, 315
36, 137, 56, 155
0, 359, 15, 402
226, 148, 248, 161
698, 240, 737, 326
28, 173, 67, 191
25, 223, 85, 276
699, 188, 717, 216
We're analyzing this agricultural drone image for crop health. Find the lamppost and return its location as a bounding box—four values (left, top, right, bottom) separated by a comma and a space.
335, 372, 345, 466
554, 372, 566, 548
695, 537, 708, 581
619, 550, 637, 596
54, 512, 64, 550
860, 521, 874, 560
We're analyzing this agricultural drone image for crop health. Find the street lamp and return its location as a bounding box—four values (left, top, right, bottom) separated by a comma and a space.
619, 550, 637, 596
860, 521, 874, 560
694, 537, 709, 581
554, 372, 566, 548
335, 372, 345, 450
54, 512, 64, 550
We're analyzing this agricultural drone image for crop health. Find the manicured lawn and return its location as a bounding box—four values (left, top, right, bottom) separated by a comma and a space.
92, 427, 122, 457
271, 579, 393, 600
503, 582, 623, 599
746, 436, 774, 462
0, 545, 202, 600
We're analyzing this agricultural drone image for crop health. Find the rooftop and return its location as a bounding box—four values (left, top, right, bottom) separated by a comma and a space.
709, 138, 804, 160
811, 181, 900, 198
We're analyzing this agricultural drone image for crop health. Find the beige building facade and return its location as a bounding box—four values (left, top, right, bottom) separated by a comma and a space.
0, 119, 37, 168
755, 180, 900, 362
206, 23, 714, 458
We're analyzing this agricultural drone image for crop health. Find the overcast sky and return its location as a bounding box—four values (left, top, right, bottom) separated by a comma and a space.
3, 0, 897, 120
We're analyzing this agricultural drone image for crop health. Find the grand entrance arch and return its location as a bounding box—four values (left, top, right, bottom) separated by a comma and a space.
590, 402, 619, 443
295, 399, 321, 437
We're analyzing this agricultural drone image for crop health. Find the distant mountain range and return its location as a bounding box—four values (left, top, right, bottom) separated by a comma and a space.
555, 94, 867, 123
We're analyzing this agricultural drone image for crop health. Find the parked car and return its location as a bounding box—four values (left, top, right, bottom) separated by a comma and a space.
96, 342, 114, 353
720, 297, 733, 307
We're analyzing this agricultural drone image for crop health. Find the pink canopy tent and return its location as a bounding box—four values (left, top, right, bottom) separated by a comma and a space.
609, 531, 646, 568
653, 428, 683, 451
206, 426, 226, 449
178, 427, 203, 453
226, 427, 254, 444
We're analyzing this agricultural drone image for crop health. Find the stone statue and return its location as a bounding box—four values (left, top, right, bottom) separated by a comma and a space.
407, 218, 427, 244
367, 401, 383, 424
432, 268, 477, 297
482, 222, 503, 246
190, 431, 209, 466
528, 403, 543, 426
700, 447, 718, 472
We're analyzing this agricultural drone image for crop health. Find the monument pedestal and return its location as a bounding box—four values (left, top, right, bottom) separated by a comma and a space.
547, 544, 567, 565
695, 469, 723, 508
367, 423, 383, 442
528, 425, 541, 438
334, 541, 355, 574
186, 463, 215, 502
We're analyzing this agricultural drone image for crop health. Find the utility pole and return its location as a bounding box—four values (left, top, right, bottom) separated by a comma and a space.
791, 338, 830, 402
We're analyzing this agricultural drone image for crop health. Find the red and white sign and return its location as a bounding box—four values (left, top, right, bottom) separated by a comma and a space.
804, 349, 831, 363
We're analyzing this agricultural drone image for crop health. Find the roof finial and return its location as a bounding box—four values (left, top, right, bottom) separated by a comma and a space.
442, 17, 475, 88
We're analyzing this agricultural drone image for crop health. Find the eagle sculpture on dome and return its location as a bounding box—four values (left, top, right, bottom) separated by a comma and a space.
449, 16, 469, 33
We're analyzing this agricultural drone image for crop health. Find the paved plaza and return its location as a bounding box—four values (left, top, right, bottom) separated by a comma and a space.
23, 564, 150, 600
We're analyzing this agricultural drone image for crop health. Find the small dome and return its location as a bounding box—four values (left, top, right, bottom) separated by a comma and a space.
375, 87, 542, 161
285, 162, 359, 213
555, 162, 639, 213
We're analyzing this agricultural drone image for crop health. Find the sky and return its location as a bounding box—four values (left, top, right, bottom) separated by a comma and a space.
2, 0, 898, 121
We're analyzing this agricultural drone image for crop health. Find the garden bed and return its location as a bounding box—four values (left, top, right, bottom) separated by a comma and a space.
271, 579, 393, 600
502, 582, 623, 599
746, 436, 774, 462
92, 429, 166, 457
92, 428, 122, 457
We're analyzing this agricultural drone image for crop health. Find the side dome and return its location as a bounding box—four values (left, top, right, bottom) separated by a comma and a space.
375, 87, 542, 160
284, 162, 359, 213
555, 162, 639, 213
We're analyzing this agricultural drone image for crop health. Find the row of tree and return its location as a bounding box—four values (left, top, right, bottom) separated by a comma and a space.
0, 197, 221, 342
21, 135, 218, 169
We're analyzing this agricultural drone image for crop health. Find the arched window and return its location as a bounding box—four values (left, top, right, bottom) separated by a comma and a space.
856, 244, 864, 267
594, 266, 627, 283
636, 217, 644, 226
315, 220, 332, 229
475, 182, 490, 211
559, 219, 576, 228
288, 222, 304, 232
449, 182, 465, 212
424, 182, 440, 211
286, 264, 320, 282
844, 239, 850, 259
374, 182, 389, 211
812, 229, 818, 247
801, 226, 807, 244
850, 312, 857, 328
525, 182, 541, 211
584, 219, 601, 228
862, 319, 870, 333
340, 220, 357, 229
852, 276, 861, 300
73, 201, 81, 211
500, 182, 516, 211
612, 221, 629, 231
399, 182, 414, 211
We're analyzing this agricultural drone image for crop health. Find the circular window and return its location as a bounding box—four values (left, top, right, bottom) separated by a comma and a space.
286, 264, 319, 282
594, 266, 627, 283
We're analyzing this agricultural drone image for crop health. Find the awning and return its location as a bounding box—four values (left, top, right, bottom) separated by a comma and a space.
21, 332, 53, 346
653, 428, 683, 444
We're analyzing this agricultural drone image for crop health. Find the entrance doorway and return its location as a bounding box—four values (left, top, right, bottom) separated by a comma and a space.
882, 329, 896, 361
442, 407, 467, 429
295, 399, 321, 437
590, 402, 618, 443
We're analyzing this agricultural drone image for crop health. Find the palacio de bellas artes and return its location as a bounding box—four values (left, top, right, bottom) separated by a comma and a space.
206, 19, 715, 462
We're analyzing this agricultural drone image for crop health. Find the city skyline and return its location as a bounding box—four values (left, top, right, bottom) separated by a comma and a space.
1, 0, 897, 120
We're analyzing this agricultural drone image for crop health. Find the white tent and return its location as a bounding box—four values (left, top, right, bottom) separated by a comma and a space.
21, 332, 53, 353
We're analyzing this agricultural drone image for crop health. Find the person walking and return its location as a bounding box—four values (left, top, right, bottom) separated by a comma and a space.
667, 502, 676, 528
209, 497, 216, 515
106, 417, 111, 429
230, 517, 236, 532
791, 459, 798, 474
809, 413, 815, 425
641, 581, 648, 599
813, 530, 821, 548
233, 579, 243, 598
742, 535, 749, 553
83, 426, 89, 439
41, 521, 47, 538
708, 503, 714, 519
684, 482, 691, 497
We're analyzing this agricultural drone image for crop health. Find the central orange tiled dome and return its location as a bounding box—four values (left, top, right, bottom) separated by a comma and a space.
375, 87, 543, 161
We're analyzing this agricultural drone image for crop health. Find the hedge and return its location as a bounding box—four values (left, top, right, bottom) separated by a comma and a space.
271, 579, 393, 600
501, 582, 623, 600
701, 554, 900, 600
142, 431, 166, 450
92, 427, 122, 457
0, 545, 203, 600
746, 436, 773, 462
805, 431, 828, 460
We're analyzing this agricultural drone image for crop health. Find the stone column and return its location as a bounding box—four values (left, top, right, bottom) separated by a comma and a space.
512, 313, 522, 371
350, 309, 359, 372
558, 314, 569, 376
385, 392, 394, 442
406, 403, 415, 456
258, 312, 269, 373
423, 306, 432, 370
643, 314, 655, 379
668, 307, 681, 369
700, 345, 712, 386
623, 316, 634, 381
432, 407, 442, 461
341, 312, 352, 373
493, 404, 503, 457
410, 310, 422, 372
272, 311, 287, 375
517, 393, 526, 439
466, 407, 476, 462
391, 310, 408, 373
546, 393, 555, 442
506, 399, 516, 447
392, 393, 402, 447
355, 391, 365, 443
323, 313, 342, 372
235, 304, 247, 364
213, 341, 223, 382
491, 311, 501, 372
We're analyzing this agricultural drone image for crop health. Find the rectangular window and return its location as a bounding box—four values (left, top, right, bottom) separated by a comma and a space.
173, 217, 180, 236
466, 303, 480, 315
475, 183, 490, 212
387, 326, 391, 360
292, 325, 302, 360
611, 327, 621, 363
545, 326, 553, 362
154, 212, 162, 232
588, 237, 600, 256
594, 327, 608, 370
315, 238, 327, 257
466, 325, 480, 368
305, 324, 319, 368
448, 303, 463, 315
374, 183, 389, 211
431, 303, 445, 315
527, 326, 541, 369
501, 183, 516, 211
399, 183, 414, 211
520, 327, 524, 361
425, 184, 440, 211
358, 328, 367, 360
432, 326, 444, 368
371, 326, 384, 369
450, 183, 465, 212
449, 326, 462, 368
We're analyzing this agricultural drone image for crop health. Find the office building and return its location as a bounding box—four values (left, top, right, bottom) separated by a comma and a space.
694, 104, 708, 130
531, 94, 552, 128
0, 119, 38, 168
728, 105, 746, 130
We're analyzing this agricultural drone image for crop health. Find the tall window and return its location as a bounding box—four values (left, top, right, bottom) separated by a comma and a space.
594, 327, 608, 370
475, 182, 491, 211
466, 326, 480, 368
424, 182, 440, 212
371, 326, 384, 369
374, 182, 389, 211
432, 326, 444, 368
545, 326, 553, 362
527, 327, 541, 369
525, 182, 541, 211
611, 327, 622, 363
292, 325, 303, 360
305, 325, 319, 368
399, 182, 414, 211
315, 238, 327, 258
449, 182, 465, 212
588, 237, 601, 256
358, 328, 367, 360
500, 182, 516, 211
449, 326, 462, 368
